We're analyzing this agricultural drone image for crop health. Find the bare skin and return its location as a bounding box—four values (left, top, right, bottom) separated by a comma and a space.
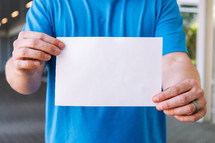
5, 31, 206, 122
5, 31, 65, 94
153, 52, 206, 122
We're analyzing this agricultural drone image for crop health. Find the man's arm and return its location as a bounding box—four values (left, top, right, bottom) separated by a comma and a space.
153, 52, 207, 122
5, 31, 64, 95
6, 57, 45, 95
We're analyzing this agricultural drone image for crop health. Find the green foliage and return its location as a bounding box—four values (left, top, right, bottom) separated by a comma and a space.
181, 12, 198, 61
183, 24, 197, 60
191, 59, 196, 66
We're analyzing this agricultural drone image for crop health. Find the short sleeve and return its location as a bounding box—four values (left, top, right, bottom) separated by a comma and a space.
155, 0, 188, 55
22, 0, 54, 37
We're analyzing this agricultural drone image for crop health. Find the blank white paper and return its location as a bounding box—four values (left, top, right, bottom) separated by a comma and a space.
55, 37, 162, 106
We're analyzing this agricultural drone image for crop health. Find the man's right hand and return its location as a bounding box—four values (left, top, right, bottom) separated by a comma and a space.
6, 31, 65, 94
12, 31, 65, 74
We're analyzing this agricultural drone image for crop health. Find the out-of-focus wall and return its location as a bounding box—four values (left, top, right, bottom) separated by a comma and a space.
0, 36, 16, 72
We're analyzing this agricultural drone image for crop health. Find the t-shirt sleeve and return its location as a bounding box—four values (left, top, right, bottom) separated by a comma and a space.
22, 0, 54, 37
155, 0, 188, 55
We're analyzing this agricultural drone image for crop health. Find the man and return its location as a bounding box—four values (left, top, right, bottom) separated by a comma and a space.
5, 0, 206, 143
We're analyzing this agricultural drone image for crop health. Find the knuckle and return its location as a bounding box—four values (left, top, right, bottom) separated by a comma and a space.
12, 50, 19, 59
164, 102, 170, 109
13, 40, 19, 48
169, 109, 174, 115
53, 39, 59, 45
30, 39, 38, 47
39, 33, 45, 40
203, 98, 207, 106
14, 61, 21, 69
46, 45, 53, 53
172, 86, 179, 95
12, 51, 15, 57
37, 52, 44, 59
187, 105, 195, 114
197, 89, 204, 96
18, 31, 24, 38
20, 49, 27, 57
189, 79, 197, 86
25, 61, 30, 67
179, 96, 188, 105
25, 61, 32, 67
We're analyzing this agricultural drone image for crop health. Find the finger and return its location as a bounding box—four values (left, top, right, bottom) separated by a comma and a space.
174, 107, 207, 122
13, 48, 51, 61
14, 39, 61, 56
14, 60, 41, 70
163, 97, 207, 116
156, 89, 203, 111
152, 79, 196, 103
18, 31, 65, 49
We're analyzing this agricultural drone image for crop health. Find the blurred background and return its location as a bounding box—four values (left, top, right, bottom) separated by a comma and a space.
0, 0, 215, 142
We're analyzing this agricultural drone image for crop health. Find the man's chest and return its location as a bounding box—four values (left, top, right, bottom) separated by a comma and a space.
53, 0, 157, 37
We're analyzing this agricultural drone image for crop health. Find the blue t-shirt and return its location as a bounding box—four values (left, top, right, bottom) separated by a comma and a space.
23, 0, 187, 143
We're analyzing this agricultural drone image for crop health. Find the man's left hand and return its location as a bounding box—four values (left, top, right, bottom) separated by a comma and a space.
152, 79, 207, 122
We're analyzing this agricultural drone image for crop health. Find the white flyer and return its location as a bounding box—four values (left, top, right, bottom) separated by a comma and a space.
55, 37, 162, 106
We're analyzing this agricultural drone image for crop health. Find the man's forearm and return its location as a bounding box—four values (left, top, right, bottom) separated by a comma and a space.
5, 58, 45, 95
162, 52, 200, 89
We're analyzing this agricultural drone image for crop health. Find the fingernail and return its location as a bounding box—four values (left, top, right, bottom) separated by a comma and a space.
59, 42, 65, 49
153, 97, 159, 102
157, 104, 163, 110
